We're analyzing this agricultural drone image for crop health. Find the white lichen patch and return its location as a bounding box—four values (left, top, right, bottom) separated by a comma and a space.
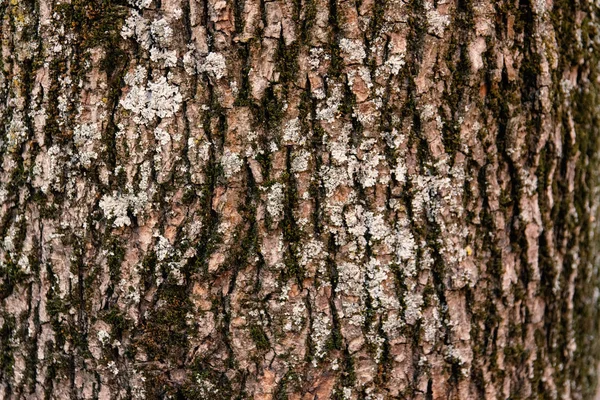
183, 49, 198, 75
197, 141, 212, 163
385, 53, 406, 75
403, 292, 424, 325
308, 47, 328, 70
365, 212, 391, 242
299, 239, 327, 275
32, 145, 63, 194
265, 183, 285, 222
154, 235, 173, 261
358, 152, 382, 188
0, 187, 8, 205
445, 345, 469, 376
73, 123, 100, 146
150, 48, 177, 67
3, 224, 18, 253
194, 377, 219, 397
142, 74, 182, 119
282, 118, 305, 145
73, 123, 100, 168
97, 330, 111, 345
220, 150, 243, 178
291, 150, 310, 172
150, 18, 173, 47
121, 12, 152, 49
99, 191, 147, 228
383, 127, 406, 149
316, 85, 343, 122
17, 254, 30, 274
5, 113, 28, 152
422, 305, 441, 343
120, 66, 182, 124
339, 38, 366, 63
425, 2, 451, 37
99, 193, 132, 228
138, 160, 153, 191
311, 311, 332, 365
342, 387, 352, 399
320, 165, 351, 197
411, 172, 452, 220
122, 14, 178, 68
127, 0, 152, 8
344, 205, 368, 238
107, 361, 119, 375
154, 127, 171, 146
394, 218, 417, 270
337, 261, 364, 295
366, 328, 387, 362
394, 158, 407, 184
284, 301, 307, 332
198, 52, 227, 79
366, 259, 396, 308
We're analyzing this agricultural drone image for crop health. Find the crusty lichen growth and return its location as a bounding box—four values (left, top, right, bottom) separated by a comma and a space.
0, 0, 599, 398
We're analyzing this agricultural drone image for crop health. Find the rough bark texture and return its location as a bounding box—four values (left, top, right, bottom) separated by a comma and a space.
1, 0, 600, 399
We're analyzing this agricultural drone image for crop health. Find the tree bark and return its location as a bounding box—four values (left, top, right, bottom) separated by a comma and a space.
1, 0, 600, 398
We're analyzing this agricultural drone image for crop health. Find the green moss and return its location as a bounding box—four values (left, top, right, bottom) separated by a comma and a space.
326, 0, 344, 78
102, 308, 130, 338
22, 306, 40, 392
475, 165, 503, 290
0, 259, 24, 301
362, 282, 376, 331
439, 0, 474, 162
273, 370, 300, 400
233, 0, 246, 34
139, 283, 193, 362
275, 37, 299, 86
328, 42, 343, 79
45, 264, 67, 347
99, 56, 128, 182
0, 313, 15, 381
406, 0, 426, 66
332, 348, 356, 399
179, 363, 234, 400
367, 0, 386, 42
252, 84, 285, 132
55, 0, 128, 48
297, 0, 317, 44
374, 329, 392, 386
51, 0, 129, 179
560, 0, 600, 392
249, 325, 270, 351
234, 43, 253, 107
106, 237, 125, 283
182, 186, 196, 205
280, 153, 304, 284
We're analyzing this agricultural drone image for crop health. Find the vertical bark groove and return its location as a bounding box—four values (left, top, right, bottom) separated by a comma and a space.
1, 0, 600, 399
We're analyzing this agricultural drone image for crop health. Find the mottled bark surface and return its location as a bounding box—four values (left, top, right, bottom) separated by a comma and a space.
1, 0, 600, 398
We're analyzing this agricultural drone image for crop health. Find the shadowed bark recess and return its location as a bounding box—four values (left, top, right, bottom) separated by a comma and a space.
1, 0, 600, 398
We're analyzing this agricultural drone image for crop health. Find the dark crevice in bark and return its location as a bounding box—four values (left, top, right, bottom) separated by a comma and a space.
326, 233, 343, 352
440, 0, 473, 163
282, 146, 302, 286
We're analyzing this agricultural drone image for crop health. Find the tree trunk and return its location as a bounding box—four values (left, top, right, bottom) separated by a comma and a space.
1, 0, 600, 398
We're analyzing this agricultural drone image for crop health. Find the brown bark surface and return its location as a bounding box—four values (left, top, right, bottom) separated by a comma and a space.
1, 0, 600, 399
